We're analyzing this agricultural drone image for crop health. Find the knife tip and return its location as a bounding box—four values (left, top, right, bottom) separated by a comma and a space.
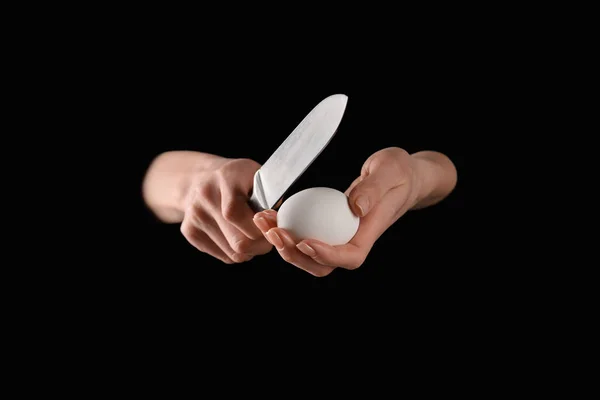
329, 93, 348, 107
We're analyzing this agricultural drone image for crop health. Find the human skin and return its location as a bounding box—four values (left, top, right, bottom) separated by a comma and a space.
252, 147, 457, 276
142, 152, 272, 264
142, 147, 457, 273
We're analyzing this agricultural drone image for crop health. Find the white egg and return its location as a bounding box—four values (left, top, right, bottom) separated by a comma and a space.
276, 187, 360, 246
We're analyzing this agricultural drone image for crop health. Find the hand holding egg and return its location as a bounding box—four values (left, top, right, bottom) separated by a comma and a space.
253, 147, 423, 277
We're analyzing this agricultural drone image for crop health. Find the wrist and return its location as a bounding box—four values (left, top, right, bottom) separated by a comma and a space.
410, 151, 457, 210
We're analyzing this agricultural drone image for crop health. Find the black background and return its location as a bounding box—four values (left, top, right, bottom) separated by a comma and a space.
9, 5, 543, 374
117, 62, 469, 297
61, 22, 474, 309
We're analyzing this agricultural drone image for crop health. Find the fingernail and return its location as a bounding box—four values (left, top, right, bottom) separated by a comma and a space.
296, 242, 316, 257
261, 210, 277, 222
266, 230, 284, 250
355, 196, 369, 216
265, 212, 277, 221
254, 216, 269, 231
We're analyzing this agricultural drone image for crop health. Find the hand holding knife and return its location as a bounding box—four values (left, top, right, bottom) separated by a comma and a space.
248, 94, 349, 212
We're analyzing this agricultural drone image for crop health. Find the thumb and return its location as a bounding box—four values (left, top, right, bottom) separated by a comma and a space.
348, 153, 404, 217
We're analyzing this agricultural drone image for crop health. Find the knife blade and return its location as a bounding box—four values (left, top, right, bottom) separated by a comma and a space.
248, 93, 348, 212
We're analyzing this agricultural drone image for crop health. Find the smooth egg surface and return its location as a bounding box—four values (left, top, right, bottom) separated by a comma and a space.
276, 187, 360, 246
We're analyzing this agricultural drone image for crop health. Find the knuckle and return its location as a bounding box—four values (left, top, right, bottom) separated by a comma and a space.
180, 225, 207, 252
386, 146, 409, 159
369, 148, 411, 184
280, 251, 294, 263
390, 148, 412, 171
217, 158, 260, 179
190, 183, 215, 204
231, 237, 251, 254
215, 164, 233, 182
190, 200, 203, 214
379, 147, 408, 167
234, 158, 261, 171
222, 200, 239, 222
311, 268, 333, 278
180, 222, 195, 238
189, 208, 210, 226
197, 184, 213, 198
346, 254, 367, 270
231, 253, 251, 263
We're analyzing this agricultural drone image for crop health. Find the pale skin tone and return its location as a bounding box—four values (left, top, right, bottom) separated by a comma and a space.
143, 147, 457, 276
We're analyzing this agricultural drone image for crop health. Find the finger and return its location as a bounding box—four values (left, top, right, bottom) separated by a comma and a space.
188, 210, 253, 263
180, 214, 235, 264
263, 209, 278, 219
253, 210, 278, 235
296, 239, 368, 270
266, 227, 335, 278
344, 176, 363, 196
257, 209, 277, 219
198, 190, 270, 259
216, 158, 264, 240
213, 211, 273, 257
220, 189, 264, 240
342, 184, 413, 249
348, 153, 407, 217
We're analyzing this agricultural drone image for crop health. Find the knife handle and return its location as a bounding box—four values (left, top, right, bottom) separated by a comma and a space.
248, 170, 268, 213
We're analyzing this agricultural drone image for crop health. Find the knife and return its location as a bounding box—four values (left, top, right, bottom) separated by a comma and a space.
248, 93, 349, 212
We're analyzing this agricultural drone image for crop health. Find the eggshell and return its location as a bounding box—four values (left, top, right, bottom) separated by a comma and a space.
277, 187, 360, 246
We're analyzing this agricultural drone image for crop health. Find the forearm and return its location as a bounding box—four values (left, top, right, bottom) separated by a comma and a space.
410, 151, 458, 210
142, 151, 226, 223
